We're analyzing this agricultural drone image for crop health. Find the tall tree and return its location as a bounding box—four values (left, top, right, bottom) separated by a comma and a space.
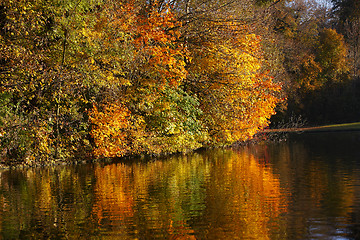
332, 0, 360, 79
88, 0, 208, 157
0, 0, 284, 163
177, 1, 282, 144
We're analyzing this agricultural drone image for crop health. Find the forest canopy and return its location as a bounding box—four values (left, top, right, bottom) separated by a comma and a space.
0, 0, 356, 165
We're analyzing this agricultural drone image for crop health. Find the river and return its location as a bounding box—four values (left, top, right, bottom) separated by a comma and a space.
1, 131, 360, 239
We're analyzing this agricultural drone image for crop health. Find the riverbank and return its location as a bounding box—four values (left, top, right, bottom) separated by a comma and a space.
3, 122, 359, 170
266, 122, 360, 133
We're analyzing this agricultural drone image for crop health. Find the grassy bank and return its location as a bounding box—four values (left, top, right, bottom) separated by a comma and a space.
267, 122, 360, 133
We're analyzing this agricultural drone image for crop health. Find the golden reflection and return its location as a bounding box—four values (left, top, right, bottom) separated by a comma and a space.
92, 164, 135, 224
92, 149, 287, 239
92, 154, 210, 238
2, 141, 360, 239
200, 149, 287, 239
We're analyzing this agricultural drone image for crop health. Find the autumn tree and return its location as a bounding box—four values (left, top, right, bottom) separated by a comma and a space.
0, 0, 284, 163
268, 0, 353, 124
88, 0, 208, 157
316, 28, 348, 82
173, 0, 282, 144
89, 0, 282, 155
0, 0, 108, 162
332, 0, 360, 79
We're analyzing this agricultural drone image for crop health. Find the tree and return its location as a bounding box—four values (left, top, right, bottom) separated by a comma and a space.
0, 0, 107, 162
183, 20, 281, 144
316, 28, 348, 82
89, 0, 281, 155
88, 0, 207, 157
0, 0, 284, 163
268, 0, 353, 124
332, 0, 360, 79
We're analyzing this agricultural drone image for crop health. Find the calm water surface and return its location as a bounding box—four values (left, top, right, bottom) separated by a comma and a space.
1, 132, 360, 239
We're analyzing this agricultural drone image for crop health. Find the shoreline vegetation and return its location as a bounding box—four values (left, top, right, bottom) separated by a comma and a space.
2, 122, 359, 170
1, 0, 359, 168
0, 0, 283, 167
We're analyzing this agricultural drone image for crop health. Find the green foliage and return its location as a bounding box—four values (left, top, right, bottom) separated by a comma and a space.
0, 0, 101, 163
140, 87, 208, 154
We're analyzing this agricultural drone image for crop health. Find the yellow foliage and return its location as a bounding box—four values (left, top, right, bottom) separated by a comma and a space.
187, 22, 281, 144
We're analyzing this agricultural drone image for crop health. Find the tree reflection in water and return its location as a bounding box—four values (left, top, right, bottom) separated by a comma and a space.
1, 133, 360, 239
91, 148, 287, 239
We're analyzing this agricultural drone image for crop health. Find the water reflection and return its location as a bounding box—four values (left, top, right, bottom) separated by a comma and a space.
1, 132, 360, 239
91, 149, 287, 239
261, 132, 360, 239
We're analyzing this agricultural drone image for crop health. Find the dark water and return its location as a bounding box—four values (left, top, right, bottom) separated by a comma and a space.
1, 132, 360, 239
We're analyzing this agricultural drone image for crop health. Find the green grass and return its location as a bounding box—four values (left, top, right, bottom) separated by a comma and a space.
303, 122, 360, 132
267, 122, 360, 133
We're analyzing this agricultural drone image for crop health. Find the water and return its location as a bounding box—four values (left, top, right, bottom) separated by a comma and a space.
1, 131, 360, 239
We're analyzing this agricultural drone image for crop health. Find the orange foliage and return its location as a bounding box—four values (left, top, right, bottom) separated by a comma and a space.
89, 103, 131, 157
88, 1, 196, 157
88, 1, 282, 157
297, 54, 323, 90
133, 7, 187, 87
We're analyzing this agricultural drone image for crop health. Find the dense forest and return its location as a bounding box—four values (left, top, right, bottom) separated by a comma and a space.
0, 0, 358, 165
